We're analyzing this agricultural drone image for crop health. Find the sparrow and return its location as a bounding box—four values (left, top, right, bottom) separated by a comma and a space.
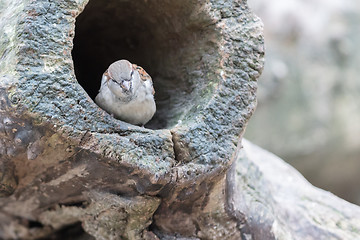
95, 60, 156, 126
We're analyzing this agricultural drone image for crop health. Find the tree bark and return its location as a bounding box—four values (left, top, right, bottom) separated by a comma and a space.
1, 0, 359, 239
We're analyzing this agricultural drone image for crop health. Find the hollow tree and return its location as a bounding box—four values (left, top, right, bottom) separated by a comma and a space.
0, 0, 359, 239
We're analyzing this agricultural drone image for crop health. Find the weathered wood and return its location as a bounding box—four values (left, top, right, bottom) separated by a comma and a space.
0, 0, 262, 238
2, 0, 358, 239
232, 140, 360, 240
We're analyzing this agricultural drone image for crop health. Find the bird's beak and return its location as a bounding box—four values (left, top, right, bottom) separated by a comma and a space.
121, 80, 131, 91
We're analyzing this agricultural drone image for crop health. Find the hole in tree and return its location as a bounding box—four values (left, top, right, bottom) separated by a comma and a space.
72, 0, 220, 129
58, 201, 89, 209
28, 220, 44, 228
40, 222, 95, 240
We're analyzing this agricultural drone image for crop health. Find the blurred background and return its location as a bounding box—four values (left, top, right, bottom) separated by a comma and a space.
246, 0, 360, 205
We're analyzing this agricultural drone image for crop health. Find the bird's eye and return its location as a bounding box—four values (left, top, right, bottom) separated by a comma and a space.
130, 70, 134, 78
111, 79, 120, 84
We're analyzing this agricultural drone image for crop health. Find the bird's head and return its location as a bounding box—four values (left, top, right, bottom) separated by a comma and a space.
104, 60, 141, 99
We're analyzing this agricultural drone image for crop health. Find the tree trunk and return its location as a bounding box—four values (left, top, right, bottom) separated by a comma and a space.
0, 0, 359, 239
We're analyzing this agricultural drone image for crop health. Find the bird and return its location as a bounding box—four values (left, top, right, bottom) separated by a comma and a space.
95, 60, 156, 126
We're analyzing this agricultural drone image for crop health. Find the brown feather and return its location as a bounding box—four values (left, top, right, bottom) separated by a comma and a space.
132, 64, 155, 95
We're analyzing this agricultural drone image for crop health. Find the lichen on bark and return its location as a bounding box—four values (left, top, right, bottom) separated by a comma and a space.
1, 0, 360, 239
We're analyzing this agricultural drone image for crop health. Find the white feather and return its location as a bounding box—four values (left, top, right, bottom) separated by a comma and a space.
95, 66, 156, 126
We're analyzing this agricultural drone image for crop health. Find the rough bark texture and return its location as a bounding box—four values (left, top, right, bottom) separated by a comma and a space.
0, 0, 358, 239
0, 0, 262, 239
